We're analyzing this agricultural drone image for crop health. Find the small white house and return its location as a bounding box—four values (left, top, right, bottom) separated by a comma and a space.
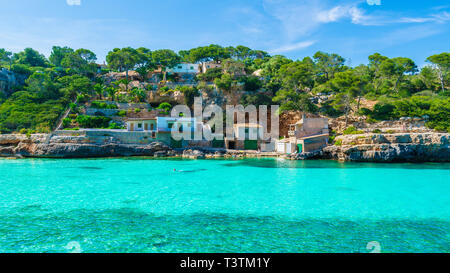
157, 117, 198, 133
233, 123, 264, 140
276, 140, 298, 154
126, 118, 157, 132
199, 61, 222, 74
167, 63, 199, 74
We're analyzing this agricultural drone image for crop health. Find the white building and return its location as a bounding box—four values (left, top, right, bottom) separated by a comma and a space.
199, 61, 222, 74
167, 63, 199, 74
233, 123, 264, 140
126, 118, 157, 132
156, 117, 199, 133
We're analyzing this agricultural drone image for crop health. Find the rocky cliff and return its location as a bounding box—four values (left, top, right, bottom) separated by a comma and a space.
323, 133, 450, 162
0, 133, 172, 158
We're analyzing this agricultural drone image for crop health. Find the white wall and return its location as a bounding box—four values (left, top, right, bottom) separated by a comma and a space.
234, 126, 263, 140
157, 117, 197, 132
167, 63, 199, 74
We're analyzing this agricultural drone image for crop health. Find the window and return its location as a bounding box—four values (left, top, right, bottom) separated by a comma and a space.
178, 66, 182, 69
190, 66, 194, 70
138, 123, 142, 128
168, 122, 174, 129
150, 124, 154, 131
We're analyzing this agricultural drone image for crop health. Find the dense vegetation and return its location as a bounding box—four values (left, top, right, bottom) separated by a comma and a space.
0, 45, 449, 133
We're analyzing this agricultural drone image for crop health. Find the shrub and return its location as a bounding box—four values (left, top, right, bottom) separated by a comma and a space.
343, 126, 364, 135
357, 108, 372, 116
75, 115, 111, 128
372, 129, 382, 134
107, 122, 123, 129
62, 118, 72, 128
91, 101, 118, 109
117, 110, 127, 117
77, 94, 90, 103
243, 76, 263, 91
0, 91, 67, 134
157, 102, 172, 115
328, 135, 336, 143
335, 139, 343, 146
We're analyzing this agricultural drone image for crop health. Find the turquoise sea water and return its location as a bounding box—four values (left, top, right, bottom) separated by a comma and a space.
0, 158, 449, 253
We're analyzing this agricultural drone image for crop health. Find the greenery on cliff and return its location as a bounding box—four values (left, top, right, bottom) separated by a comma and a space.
0, 46, 449, 133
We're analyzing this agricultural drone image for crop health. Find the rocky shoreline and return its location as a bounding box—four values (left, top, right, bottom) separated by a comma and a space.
322, 133, 450, 162
0, 134, 173, 158
0, 132, 449, 162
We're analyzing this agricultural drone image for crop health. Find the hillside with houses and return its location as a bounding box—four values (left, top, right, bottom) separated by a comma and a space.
0, 46, 449, 160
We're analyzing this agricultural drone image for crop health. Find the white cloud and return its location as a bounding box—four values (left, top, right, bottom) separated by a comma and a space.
270, 40, 316, 54
262, 0, 378, 40
399, 11, 450, 24
66, 0, 81, 6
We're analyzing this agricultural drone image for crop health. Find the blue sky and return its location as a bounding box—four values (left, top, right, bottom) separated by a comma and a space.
1, 0, 449, 66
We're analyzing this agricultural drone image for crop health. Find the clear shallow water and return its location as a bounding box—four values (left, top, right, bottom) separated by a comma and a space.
0, 158, 449, 253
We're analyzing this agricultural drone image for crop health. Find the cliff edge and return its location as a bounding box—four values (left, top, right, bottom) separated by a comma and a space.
323, 133, 450, 162
0, 133, 172, 158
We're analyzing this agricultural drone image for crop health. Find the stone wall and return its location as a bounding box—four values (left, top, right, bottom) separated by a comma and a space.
85, 108, 120, 117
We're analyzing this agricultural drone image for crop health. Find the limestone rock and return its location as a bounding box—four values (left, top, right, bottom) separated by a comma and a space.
324, 133, 450, 162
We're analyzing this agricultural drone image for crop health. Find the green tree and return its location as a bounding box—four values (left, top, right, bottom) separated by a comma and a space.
273, 89, 318, 113
261, 55, 292, 78
157, 102, 172, 115
185, 45, 230, 64
330, 70, 369, 115
214, 73, 240, 104
278, 61, 315, 92
129, 87, 147, 103
61, 48, 97, 76
380, 57, 418, 94
13, 48, 48, 67
135, 47, 155, 80
234, 45, 252, 60
222, 59, 245, 77
25, 72, 60, 99
49, 46, 74, 67
313, 51, 346, 81
152, 49, 181, 81
106, 47, 140, 90
94, 83, 105, 99
58, 75, 92, 98
427, 52, 450, 93
176, 86, 199, 107
419, 66, 439, 91
0, 49, 13, 69
105, 87, 117, 101
368, 53, 389, 94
